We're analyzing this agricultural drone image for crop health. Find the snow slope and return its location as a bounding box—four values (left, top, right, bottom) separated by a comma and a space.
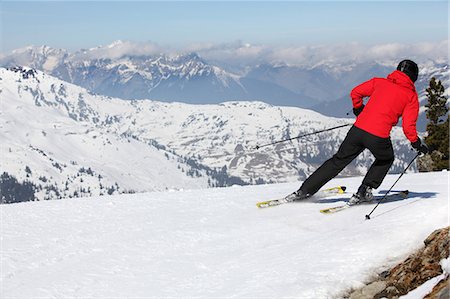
0, 67, 214, 200
2, 171, 448, 298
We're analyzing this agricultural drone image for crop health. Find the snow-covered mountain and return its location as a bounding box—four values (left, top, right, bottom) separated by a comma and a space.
0, 43, 316, 107
1, 67, 418, 201
0, 67, 227, 201
4, 42, 447, 112
2, 171, 448, 297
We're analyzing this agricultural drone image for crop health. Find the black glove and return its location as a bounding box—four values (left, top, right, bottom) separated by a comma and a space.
411, 137, 430, 154
353, 104, 365, 116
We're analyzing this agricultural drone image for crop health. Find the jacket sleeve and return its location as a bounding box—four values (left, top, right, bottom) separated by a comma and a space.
350, 78, 376, 108
402, 94, 419, 143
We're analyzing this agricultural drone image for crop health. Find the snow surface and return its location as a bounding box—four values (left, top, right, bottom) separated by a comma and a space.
1, 171, 448, 298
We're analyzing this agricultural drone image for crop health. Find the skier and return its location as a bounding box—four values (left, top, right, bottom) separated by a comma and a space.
290, 59, 429, 205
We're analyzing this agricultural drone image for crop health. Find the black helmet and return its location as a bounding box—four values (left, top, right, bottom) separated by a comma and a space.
397, 60, 419, 83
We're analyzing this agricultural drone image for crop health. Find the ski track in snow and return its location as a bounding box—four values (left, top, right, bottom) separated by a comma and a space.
1, 172, 448, 298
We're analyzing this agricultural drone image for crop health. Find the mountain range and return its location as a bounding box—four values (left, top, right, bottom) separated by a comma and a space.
0, 44, 316, 108
1, 66, 418, 201
2, 42, 448, 131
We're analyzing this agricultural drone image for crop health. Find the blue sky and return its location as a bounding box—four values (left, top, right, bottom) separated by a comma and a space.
1, 1, 448, 53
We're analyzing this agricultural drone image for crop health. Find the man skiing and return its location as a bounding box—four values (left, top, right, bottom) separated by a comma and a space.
290, 59, 429, 205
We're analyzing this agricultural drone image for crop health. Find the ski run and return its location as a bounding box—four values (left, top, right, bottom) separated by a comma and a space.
1, 171, 448, 298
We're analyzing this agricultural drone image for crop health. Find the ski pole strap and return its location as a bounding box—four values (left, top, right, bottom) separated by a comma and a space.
365, 152, 420, 220
254, 123, 353, 150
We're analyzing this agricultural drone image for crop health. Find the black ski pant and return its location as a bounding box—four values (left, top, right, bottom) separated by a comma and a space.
300, 125, 394, 195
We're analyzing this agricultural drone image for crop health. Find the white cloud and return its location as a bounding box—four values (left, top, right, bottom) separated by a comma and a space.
191, 40, 448, 68
73, 40, 164, 60
364, 41, 448, 63
2, 40, 447, 69
183, 41, 269, 67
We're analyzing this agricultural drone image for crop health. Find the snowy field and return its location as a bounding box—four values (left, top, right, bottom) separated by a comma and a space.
1, 171, 448, 298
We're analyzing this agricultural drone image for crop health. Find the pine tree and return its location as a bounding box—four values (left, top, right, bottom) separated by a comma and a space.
423, 77, 449, 171
0, 172, 36, 203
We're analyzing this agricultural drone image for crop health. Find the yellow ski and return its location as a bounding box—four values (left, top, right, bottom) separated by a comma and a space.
256, 186, 346, 208
320, 190, 409, 214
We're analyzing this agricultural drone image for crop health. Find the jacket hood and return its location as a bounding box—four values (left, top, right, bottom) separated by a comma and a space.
387, 70, 416, 91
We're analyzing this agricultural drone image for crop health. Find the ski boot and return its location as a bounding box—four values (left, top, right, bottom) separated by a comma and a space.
285, 189, 311, 202
348, 184, 373, 206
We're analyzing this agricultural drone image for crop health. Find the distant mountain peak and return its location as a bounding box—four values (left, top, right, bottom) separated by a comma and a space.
11, 44, 65, 56
107, 40, 125, 49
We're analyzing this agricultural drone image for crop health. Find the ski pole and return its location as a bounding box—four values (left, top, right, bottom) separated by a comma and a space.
365, 152, 420, 220
253, 123, 352, 150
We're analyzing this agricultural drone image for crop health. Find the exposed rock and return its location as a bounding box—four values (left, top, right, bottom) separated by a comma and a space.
346, 227, 449, 299
349, 281, 386, 299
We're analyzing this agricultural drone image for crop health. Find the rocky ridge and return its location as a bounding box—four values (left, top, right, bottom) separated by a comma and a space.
348, 226, 449, 299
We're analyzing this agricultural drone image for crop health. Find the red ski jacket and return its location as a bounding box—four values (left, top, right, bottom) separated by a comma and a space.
350, 70, 419, 143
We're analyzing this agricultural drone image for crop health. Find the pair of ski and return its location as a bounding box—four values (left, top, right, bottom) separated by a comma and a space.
256, 186, 409, 214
